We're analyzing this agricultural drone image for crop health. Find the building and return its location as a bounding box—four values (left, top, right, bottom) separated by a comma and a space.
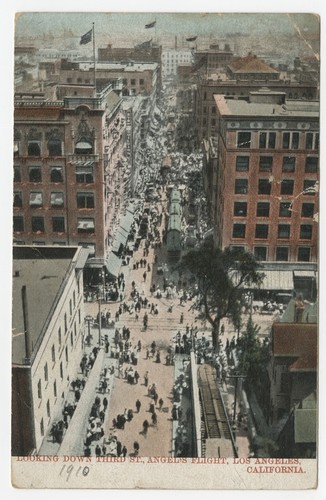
195, 54, 318, 142
268, 309, 317, 457
161, 49, 193, 79
12, 245, 87, 455
210, 91, 319, 263
194, 42, 234, 76
60, 61, 159, 99
13, 82, 128, 280
98, 42, 162, 66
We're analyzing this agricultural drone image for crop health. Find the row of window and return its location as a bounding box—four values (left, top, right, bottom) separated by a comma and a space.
253, 246, 311, 262
15, 140, 63, 157
13, 192, 95, 209
232, 223, 314, 240
13, 216, 95, 233
235, 155, 318, 173
234, 178, 317, 195
14, 165, 94, 184
233, 201, 315, 218
237, 131, 319, 150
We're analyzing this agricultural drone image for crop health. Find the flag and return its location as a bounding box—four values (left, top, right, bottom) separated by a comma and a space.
80, 29, 92, 45
145, 21, 156, 29
186, 36, 197, 42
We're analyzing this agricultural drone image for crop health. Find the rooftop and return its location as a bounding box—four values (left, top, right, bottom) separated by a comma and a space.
12, 246, 84, 366
214, 94, 319, 118
272, 323, 317, 372
228, 53, 280, 74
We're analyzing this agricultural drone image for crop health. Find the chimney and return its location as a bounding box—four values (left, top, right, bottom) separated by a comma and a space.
21, 285, 32, 362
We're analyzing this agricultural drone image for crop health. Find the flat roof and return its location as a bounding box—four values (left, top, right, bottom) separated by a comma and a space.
214, 95, 319, 118
12, 246, 79, 366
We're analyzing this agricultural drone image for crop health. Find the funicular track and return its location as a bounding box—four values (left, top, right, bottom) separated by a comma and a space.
198, 364, 237, 458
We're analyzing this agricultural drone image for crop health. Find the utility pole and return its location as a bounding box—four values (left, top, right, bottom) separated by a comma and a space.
98, 297, 102, 346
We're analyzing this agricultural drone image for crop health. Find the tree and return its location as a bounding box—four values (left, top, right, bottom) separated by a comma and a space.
179, 238, 264, 350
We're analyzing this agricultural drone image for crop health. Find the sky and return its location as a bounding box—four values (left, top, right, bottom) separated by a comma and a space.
15, 12, 320, 40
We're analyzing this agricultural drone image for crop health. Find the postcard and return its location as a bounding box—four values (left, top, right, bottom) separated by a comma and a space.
10, 9, 319, 490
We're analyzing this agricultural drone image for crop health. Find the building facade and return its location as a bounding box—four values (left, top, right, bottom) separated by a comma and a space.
12, 246, 87, 455
13, 83, 126, 271
211, 92, 319, 263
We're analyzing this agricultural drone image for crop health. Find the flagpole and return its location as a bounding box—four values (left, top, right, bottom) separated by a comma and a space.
92, 22, 96, 91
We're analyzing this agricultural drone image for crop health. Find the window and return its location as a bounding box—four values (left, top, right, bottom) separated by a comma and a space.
300, 224, 313, 239
37, 379, 42, 399
52, 217, 65, 233
306, 132, 319, 150
32, 216, 44, 233
60, 362, 63, 379
51, 192, 64, 207
13, 216, 24, 232
237, 132, 251, 148
259, 156, 273, 172
77, 193, 94, 209
53, 380, 57, 398
259, 132, 275, 149
76, 165, 94, 183
255, 224, 269, 239
303, 180, 317, 195
28, 141, 41, 156
280, 179, 294, 195
58, 328, 62, 346
14, 166, 21, 182
258, 179, 271, 195
256, 202, 270, 217
232, 224, 246, 238
51, 344, 55, 362
282, 132, 299, 149
298, 247, 311, 262
276, 246, 289, 261
44, 363, 48, 382
235, 179, 248, 194
211, 107, 216, 114
211, 119, 216, 127
13, 192, 22, 207
29, 166, 42, 183
64, 313, 67, 333
278, 224, 290, 239
130, 79, 136, 85
236, 156, 249, 171
254, 246, 267, 261
282, 156, 296, 172
78, 309, 81, 325
29, 192, 43, 207
48, 140, 62, 156
279, 202, 291, 217
301, 203, 314, 218
305, 157, 318, 173
50, 167, 63, 183
69, 299, 72, 316
139, 79, 144, 85
65, 346, 69, 363
77, 218, 95, 233
14, 140, 20, 156
73, 291, 76, 308
47, 400, 51, 418
234, 202, 247, 216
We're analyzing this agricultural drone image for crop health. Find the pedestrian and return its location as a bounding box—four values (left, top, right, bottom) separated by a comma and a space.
158, 398, 163, 411
95, 444, 101, 457
149, 402, 155, 414
143, 271, 147, 282
151, 412, 157, 427
144, 371, 149, 387
102, 444, 107, 456
122, 445, 127, 457
134, 441, 140, 455
117, 440, 122, 457
136, 399, 141, 413
180, 312, 184, 324
142, 420, 149, 435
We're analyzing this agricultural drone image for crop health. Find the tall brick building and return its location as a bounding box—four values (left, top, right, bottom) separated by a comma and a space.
13, 83, 126, 275
210, 91, 319, 263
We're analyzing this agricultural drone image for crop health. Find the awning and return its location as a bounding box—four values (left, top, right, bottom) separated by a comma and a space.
106, 252, 122, 278
74, 159, 94, 167
75, 141, 92, 150
293, 270, 316, 278
111, 230, 128, 253
254, 270, 293, 291
119, 211, 134, 233
77, 219, 95, 230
